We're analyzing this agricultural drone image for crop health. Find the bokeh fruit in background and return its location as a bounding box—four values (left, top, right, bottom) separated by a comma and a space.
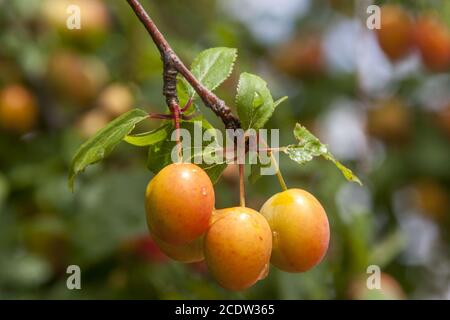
348, 273, 405, 300
376, 5, 414, 61
0, 84, 38, 134
272, 34, 324, 79
75, 109, 111, 138
75, 83, 134, 138
97, 84, 134, 118
42, 0, 110, 45
47, 51, 109, 106
366, 98, 411, 145
375, 5, 450, 72
412, 180, 449, 222
414, 14, 450, 72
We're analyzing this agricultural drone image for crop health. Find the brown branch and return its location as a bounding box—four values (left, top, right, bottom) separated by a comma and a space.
126, 0, 241, 129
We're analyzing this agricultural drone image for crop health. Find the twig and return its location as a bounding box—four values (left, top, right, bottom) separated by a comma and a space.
126, 0, 241, 130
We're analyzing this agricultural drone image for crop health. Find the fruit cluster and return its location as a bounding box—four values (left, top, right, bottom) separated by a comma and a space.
145, 163, 330, 291
376, 5, 450, 72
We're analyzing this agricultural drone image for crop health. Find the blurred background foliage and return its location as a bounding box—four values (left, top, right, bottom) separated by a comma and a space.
0, 0, 449, 299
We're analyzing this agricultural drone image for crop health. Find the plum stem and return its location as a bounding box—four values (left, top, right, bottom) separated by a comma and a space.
169, 100, 182, 162
239, 164, 246, 207
271, 152, 288, 191
259, 134, 288, 191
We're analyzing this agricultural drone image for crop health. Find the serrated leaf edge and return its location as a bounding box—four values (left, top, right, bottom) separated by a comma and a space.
189, 47, 238, 97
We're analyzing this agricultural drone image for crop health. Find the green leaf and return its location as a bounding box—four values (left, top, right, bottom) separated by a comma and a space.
293, 123, 321, 145
249, 164, 260, 184
248, 153, 272, 184
146, 119, 226, 183
146, 138, 174, 175
285, 123, 362, 185
180, 47, 237, 99
274, 96, 288, 108
177, 77, 192, 108
249, 162, 263, 184
286, 124, 327, 164
191, 47, 237, 93
236, 72, 275, 130
323, 154, 362, 185
124, 124, 170, 147
68, 109, 148, 191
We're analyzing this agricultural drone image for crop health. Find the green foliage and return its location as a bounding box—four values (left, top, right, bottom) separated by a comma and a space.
67, 45, 357, 191
124, 124, 170, 147
178, 47, 237, 104
285, 124, 362, 185
68, 109, 148, 190
146, 119, 226, 183
248, 122, 360, 185
191, 47, 237, 93
248, 157, 271, 184
274, 96, 289, 109
236, 73, 276, 130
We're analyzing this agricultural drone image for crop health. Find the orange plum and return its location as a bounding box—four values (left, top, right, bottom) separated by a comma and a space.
260, 189, 330, 273
145, 163, 214, 245
204, 207, 272, 291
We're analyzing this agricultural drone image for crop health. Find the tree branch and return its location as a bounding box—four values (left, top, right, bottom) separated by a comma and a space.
126, 0, 241, 129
